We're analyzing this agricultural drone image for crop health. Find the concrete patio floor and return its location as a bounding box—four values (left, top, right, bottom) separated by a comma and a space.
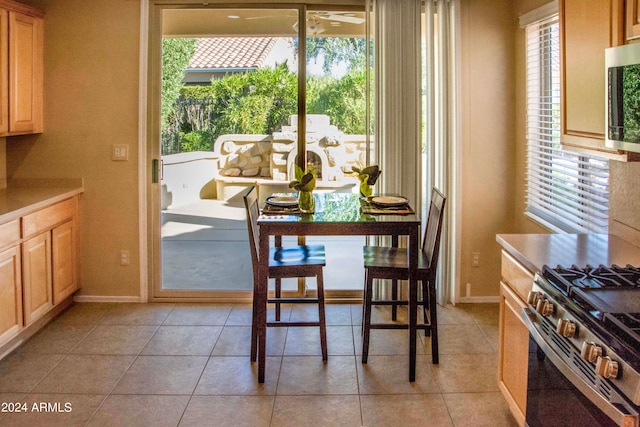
161, 199, 365, 292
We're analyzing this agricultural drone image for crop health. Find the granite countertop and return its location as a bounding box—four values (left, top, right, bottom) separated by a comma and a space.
0, 179, 84, 223
496, 233, 640, 273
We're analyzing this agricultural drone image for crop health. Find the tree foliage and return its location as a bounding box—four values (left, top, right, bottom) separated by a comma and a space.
305, 37, 369, 73
161, 38, 197, 131
163, 65, 371, 154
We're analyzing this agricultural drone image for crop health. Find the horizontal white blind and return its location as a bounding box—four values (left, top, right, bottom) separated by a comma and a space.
525, 16, 609, 233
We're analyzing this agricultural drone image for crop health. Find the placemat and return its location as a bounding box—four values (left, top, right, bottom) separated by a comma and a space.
360, 199, 414, 215
261, 203, 304, 215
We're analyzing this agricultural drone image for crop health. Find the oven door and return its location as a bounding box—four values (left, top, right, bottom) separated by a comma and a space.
522, 307, 636, 427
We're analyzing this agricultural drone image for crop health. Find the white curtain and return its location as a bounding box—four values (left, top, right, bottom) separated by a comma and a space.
424, 0, 460, 305
373, 0, 422, 209
372, 0, 459, 305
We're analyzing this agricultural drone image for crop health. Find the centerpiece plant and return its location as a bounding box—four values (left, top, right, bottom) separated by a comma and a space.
351, 165, 381, 198
289, 165, 317, 213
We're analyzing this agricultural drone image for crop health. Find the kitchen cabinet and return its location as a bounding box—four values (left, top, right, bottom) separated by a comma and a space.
628, 0, 640, 42
498, 250, 534, 427
21, 196, 79, 325
0, 219, 21, 344
0, 0, 44, 136
559, 0, 624, 155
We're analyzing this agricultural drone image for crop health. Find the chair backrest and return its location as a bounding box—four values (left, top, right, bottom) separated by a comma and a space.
422, 188, 447, 275
243, 186, 261, 270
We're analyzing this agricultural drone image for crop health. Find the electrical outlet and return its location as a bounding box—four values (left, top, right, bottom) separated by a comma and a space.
120, 250, 130, 266
471, 252, 480, 267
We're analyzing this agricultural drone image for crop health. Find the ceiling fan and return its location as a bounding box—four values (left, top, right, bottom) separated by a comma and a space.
244, 11, 365, 35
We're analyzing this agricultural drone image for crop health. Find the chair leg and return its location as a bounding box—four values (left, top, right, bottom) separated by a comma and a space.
391, 279, 398, 321
362, 271, 374, 364
429, 280, 439, 364
361, 269, 368, 335
251, 285, 258, 362
316, 269, 328, 361
421, 279, 431, 337
275, 277, 281, 321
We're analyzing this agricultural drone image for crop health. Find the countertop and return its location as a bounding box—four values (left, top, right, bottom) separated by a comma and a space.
496, 233, 640, 273
0, 179, 84, 223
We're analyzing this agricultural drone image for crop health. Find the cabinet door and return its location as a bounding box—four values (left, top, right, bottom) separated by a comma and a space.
0, 9, 8, 135
22, 231, 52, 325
560, 0, 618, 153
52, 220, 77, 304
0, 245, 21, 342
499, 282, 529, 427
9, 10, 43, 134
628, 0, 640, 42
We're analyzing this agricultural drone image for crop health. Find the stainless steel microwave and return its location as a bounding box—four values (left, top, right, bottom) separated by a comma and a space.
606, 43, 640, 153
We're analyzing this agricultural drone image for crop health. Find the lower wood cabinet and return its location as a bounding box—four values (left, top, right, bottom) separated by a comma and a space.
499, 250, 534, 427
0, 195, 80, 352
0, 244, 21, 343
22, 231, 53, 326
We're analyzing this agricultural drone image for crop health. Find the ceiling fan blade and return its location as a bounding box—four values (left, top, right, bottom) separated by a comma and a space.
315, 14, 365, 25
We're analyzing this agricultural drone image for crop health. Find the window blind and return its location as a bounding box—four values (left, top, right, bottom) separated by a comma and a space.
525, 16, 609, 233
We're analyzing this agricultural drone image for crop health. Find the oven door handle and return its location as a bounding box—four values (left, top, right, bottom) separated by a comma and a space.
521, 307, 638, 427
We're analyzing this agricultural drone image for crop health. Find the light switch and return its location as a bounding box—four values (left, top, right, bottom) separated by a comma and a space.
112, 144, 129, 161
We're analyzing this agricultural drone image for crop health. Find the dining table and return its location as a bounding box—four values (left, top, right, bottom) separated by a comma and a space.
254, 192, 421, 383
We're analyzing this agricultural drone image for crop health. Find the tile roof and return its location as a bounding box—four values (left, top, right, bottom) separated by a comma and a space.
188, 37, 278, 70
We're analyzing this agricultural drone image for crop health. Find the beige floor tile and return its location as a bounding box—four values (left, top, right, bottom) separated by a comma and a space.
141, 325, 222, 356
436, 304, 479, 325
357, 355, 441, 394
0, 394, 106, 427
87, 394, 189, 427
360, 394, 453, 427
464, 303, 500, 326
350, 304, 363, 325
100, 303, 174, 325
179, 395, 274, 427
55, 303, 116, 325
437, 324, 496, 355
0, 353, 65, 392
432, 353, 499, 393
354, 327, 427, 357
277, 355, 359, 395
112, 355, 207, 395
479, 323, 499, 351
323, 304, 355, 325
272, 395, 362, 426
71, 325, 158, 355
194, 356, 280, 395
18, 321, 96, 355
32, 355, 135, 395
162, 304, 233, 325
442, 392, 517, 427
211, 326, 287, 356
225, 304, 253, 325
284, 326, 354, 356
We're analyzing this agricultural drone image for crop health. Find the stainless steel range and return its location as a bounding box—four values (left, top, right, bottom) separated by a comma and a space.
522, 264, 640, 427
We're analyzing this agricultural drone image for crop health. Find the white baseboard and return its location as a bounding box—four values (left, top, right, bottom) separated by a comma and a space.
73, 295, 142, 303
458, 295, 500, 303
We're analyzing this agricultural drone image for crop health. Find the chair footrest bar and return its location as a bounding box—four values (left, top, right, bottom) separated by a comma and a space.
371, 301, 408, 306
266, 321, 321, 327
267, 298, 319, 304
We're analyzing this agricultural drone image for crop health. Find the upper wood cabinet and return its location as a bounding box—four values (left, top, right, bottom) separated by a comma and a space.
0, 0, 43, 136
628, 0, 640, 42
559, 0, 623, 155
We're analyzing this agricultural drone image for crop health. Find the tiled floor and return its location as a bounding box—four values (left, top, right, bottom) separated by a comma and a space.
0, 302, 516, 426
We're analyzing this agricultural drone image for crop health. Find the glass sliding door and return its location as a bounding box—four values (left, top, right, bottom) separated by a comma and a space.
303, 8, 370, 296
148, 3, 371, 301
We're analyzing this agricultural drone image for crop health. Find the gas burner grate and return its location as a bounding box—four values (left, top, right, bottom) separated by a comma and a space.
603, 313, 640, 353
545, 264, 640, 291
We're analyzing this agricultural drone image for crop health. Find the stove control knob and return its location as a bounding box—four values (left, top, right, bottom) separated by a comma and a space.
580, 342, 602, 363
527, 291, 542, 306
596, 356, 619, 380
557, 319, 576, 338
536, 298, 554, 317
